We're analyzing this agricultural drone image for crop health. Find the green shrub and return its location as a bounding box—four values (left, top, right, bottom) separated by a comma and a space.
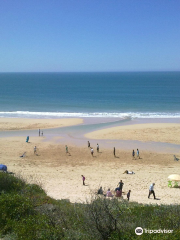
1, 173, 180, 240
12, 214, 64, 240
0, 173, 26, 194
0, 193, 34, 233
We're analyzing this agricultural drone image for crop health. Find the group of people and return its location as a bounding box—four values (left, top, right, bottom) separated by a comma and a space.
88, 141, 141, 160
32, 137, 155, 202
88, 141, 116, 157
81, 173, 156, 201
132, 149, 140, 159
87, 141, 99, 156
97, 182, 156, 201
97, 180, 131, 201
81, 175, 131, 200
38, 129, 43, 137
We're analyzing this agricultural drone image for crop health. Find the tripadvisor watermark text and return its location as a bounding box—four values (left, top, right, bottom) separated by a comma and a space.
135, 227, 173, 235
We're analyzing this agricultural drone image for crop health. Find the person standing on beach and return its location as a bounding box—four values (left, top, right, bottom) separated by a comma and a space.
118, 180, 124, 191
127, 190, 131, 201
81, 175, 85, 185
132, 149, 135, 159
88, 141, 90, 148
91, 148, 94, 156
148, 183, 156, 199
97, 143, 99, 153
34, 146, 37, 154
114, 147, 116, 157
65, 145, 68, 154
39, 129, 40, 137
137, 149, 140, 159
115, 180, 124, 192
26, 136, 29, 143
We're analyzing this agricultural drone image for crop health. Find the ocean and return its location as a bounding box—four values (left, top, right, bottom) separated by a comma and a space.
0, 72, 180, 119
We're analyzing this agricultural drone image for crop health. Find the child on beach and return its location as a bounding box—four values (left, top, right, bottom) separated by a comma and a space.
81, 175, 85, 185
127, 190, 131, 201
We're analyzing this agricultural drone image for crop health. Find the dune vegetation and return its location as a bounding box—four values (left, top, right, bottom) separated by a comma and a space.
0, 172, 180, 240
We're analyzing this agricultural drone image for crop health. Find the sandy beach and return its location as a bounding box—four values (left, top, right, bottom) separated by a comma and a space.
0, 118, 83, 131
1, 118, 180, 205
85, 123, 180, 144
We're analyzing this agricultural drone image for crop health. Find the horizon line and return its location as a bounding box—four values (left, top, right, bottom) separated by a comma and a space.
0, 70, 180, 74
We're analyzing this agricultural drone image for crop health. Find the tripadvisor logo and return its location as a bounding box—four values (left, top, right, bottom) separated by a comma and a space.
135, 227, 173, 235
135, 227, 143, 235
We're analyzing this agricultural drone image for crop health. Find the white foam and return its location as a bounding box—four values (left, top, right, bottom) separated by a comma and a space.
0, 111, 180, 119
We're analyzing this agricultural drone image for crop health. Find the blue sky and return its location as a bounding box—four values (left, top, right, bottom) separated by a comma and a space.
0, 0, 180, 72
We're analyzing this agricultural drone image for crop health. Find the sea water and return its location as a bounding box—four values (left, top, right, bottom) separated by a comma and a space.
0, 72, 180, 119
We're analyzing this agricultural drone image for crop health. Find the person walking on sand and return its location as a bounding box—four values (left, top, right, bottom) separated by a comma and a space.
148, 183, 156, 199
91, 147, 94, 156
41, 131, 43, 136
88, 141, 90, 148
114, 147, 116, 157
81, 175, 85, 185
39, 129, 40, 137
34, 146, 37, 154
132, 149, 135, 159
97, 143, 99, 153
137, 149, 140, 159
65, 145, 68, 154
127, 190, 131, 201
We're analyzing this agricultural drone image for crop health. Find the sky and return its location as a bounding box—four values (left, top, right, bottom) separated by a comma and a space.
0, 0, 180, 72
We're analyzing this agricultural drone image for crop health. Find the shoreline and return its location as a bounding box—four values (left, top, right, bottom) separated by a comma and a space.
1, 117, 180, 154
1, 116, 180, 131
